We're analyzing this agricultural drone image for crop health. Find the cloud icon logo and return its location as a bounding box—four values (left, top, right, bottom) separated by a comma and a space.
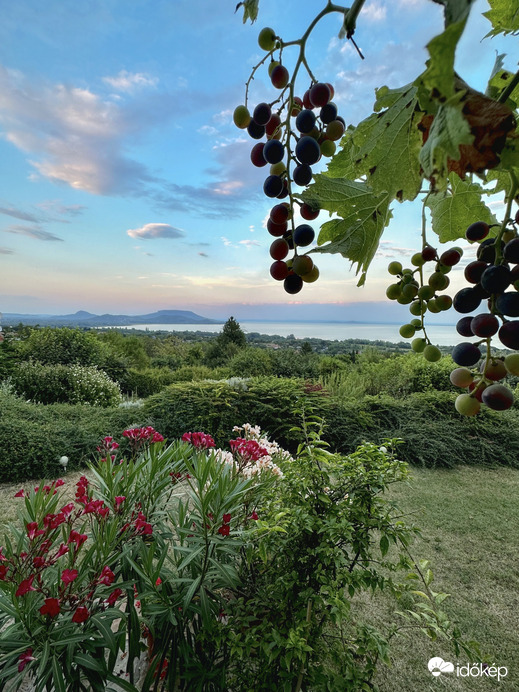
428, 657, 455, 677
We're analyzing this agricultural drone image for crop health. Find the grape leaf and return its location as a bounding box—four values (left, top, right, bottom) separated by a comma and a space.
486, 66, 519, 109
483, 0, 519, 36
484, 136, 519, 197
432, 0, 477, 26
426, 172, 497, 242
325, 84, 424, 202
302, 175, 392, 284
419, 91, 474, 180
235, 0, 259, 24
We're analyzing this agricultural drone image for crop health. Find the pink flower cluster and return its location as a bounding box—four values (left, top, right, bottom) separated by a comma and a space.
217, 513, 232, 537
229, 438, 268, 463
122, 426, 165, 457
182, 431, 216, 450
96, 436, 120, 462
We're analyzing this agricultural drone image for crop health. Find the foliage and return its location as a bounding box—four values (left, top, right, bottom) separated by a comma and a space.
17, 327, 106, 367
228, 347, 274, 376
119, 367, 179, 398
11, 361, 122, 407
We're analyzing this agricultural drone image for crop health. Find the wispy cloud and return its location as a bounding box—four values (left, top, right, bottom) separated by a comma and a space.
102, 70, 158, 92
4, 224, 63, 241
0, 246, 14, 254
0, 206, 40, 223
127, 223, 185, 240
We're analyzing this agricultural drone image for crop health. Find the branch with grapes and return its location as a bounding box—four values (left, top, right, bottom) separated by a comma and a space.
234, 0, 519, 416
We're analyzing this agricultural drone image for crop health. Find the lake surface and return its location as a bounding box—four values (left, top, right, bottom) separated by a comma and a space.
118, 321, 459, 347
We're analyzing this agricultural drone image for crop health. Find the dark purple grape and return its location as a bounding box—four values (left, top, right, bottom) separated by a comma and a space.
453, 287, 482, 313
422, 245, 437, 262
472, 282, 491, 299
247, 120, 266, 140
253, 102, 272, 126
295, 109, 316, 134
283, 231, 295, 250
496, 292, 519, 317
480, 265, 511, 294
456, 316, 474, 337
276, 179, 289, 199
250, 142, 268, 167
470, 313, 499, 337
440, 249, 462, 266
481, 384, 514, 411
319, 102, 338, 124
498, 321, 519, 349
263, 175, 283, 198
263, 139, 285, 164
309, 82, 331, 107
452, 342, 482, 367
465, 221, 489, 242
284, 273, 303, 294
270, 203, 289, 224
503, 237, 519, 264
267, 218, 287, 237
464, 261, 488, 284
511, 264, 519, 286
295, 136, 321, 165
293, 164, 313, 186
477, 239, 503, 263
293, 224, 315, 247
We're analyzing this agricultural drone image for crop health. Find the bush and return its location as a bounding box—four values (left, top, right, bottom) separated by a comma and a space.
18, 327, 105, 366
10, 362, 121, 407
0, 390, 144, 482
228, 347, 273, 376
119, 367, 178, 397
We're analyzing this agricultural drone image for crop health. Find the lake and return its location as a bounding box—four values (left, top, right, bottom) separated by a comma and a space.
118, 321, 460, 347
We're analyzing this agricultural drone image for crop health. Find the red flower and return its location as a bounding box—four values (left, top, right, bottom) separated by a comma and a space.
54, 478, 65, 487
250, 511, 259, 520
182, 431, 216, 450
222, 513, 231, 524
39, 597, 61, 617
14, 488, 25, 498
61, 502, 75, 518
217, 524, 230, 537
67, 530, 87, 550
61, 568, 78, 585
106, 587, 123, 606
26, 522, 44, 541
33, 556, 46, 569
0, 564, 8, 580
72, 606, 89, 624
98, 566, 115, 586
114, 496, 126, 509
15, 575, 36, 597
18, 648, 35, 673
54, 543, 69, 559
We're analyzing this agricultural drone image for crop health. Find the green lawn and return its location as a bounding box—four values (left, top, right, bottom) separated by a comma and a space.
1, 466, 517, 691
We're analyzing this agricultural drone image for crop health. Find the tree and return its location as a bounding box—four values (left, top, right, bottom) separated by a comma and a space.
218, 316, 247, 349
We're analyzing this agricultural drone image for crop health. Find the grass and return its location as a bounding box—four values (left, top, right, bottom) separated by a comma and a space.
1, 465, 518, 691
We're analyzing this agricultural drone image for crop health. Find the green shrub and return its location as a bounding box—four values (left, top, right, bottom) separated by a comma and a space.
228, 346, 273, 376
119, 367, 178, 397
18, 327, 105, 366
11, 362, 121, 407
0, 390, 144, 482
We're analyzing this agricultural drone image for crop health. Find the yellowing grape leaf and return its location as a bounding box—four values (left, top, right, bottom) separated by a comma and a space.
484, 0, 519, 36
425, 172, 497, 242
302, 175, 392, 283
325, 84, 424, 202
236, 0, 259, 24
419, 91, 474, 180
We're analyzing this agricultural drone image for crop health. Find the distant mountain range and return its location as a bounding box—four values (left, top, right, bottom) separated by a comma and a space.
2, 309, 223, 328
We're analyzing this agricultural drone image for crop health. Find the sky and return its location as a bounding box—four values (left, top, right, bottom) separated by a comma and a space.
0, 0, 516, 321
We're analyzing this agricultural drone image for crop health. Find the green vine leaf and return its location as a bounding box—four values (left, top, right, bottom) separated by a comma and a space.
326, 84, 424, 202
483, 0, 519, 36
235, 0, 259, 24
419, 91, 474, 181
425, 172, 497, 242
434, 0, 477, 26
302, 175, 392, 284
484, 136, 519, 198
486, 65, 519, 109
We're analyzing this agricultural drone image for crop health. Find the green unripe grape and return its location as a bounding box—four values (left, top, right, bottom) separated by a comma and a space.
396, 293, 413, 305
437, 263, 452, 274
418, 285, 434, 300
450, 367, 474, 388
258, 27, 277, 51
402, 268, 414, 275
320, 139, 336, 157
233, 105, 251, 129
427, 298, 441, 314
301, 264, 319, 283
268, 60, 280, 77
401, 273, 416, 285
286, 258, 293, 269
455, 393, 480, 417
412, 337, 427, 353
410, 318, 422, 328
423, 344, 442, 362
292, 255, 314, 276
388, 261, 402, 276
386, 283, 401, 300
429, 272, 449, 291
435, 294, 453, 311
402, 283, 418, 299
270, 161, 286, 176
452, 246, 463, 255
399, 324, 416, 338
409, 300, 426, 316
411, 252, 425, 267
504, 353, 519, 376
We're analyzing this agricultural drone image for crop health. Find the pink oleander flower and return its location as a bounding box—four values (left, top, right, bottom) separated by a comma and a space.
222, 513, 231, 524
54, 478, 65, 487
250, 511, 259, 520
98, 566, 115, 586
61, 568, 78, 585
33, 556, 46, 569
72, 606, 89, 624
26, 522, 44, 541
114, 496, 126, 509
67, 530, 88, 550
39, 597, 61, 617
0, 564, 7, 580
217, 524, 230, 537
18, 648, 35, 673
14, 488, 25, 498
182, 431, 216, 450
15, 575, 36, 597
106, 587, 123, 606
61, 503, 75, 518
54, 543, 69, 559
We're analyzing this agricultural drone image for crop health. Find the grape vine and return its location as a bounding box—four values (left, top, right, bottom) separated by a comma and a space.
235, 0, 519, 414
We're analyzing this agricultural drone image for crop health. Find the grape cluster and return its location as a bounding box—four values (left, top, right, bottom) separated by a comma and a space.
233, 26, 347, 294
449, 216, 519, 415
385, 244, 461, 363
